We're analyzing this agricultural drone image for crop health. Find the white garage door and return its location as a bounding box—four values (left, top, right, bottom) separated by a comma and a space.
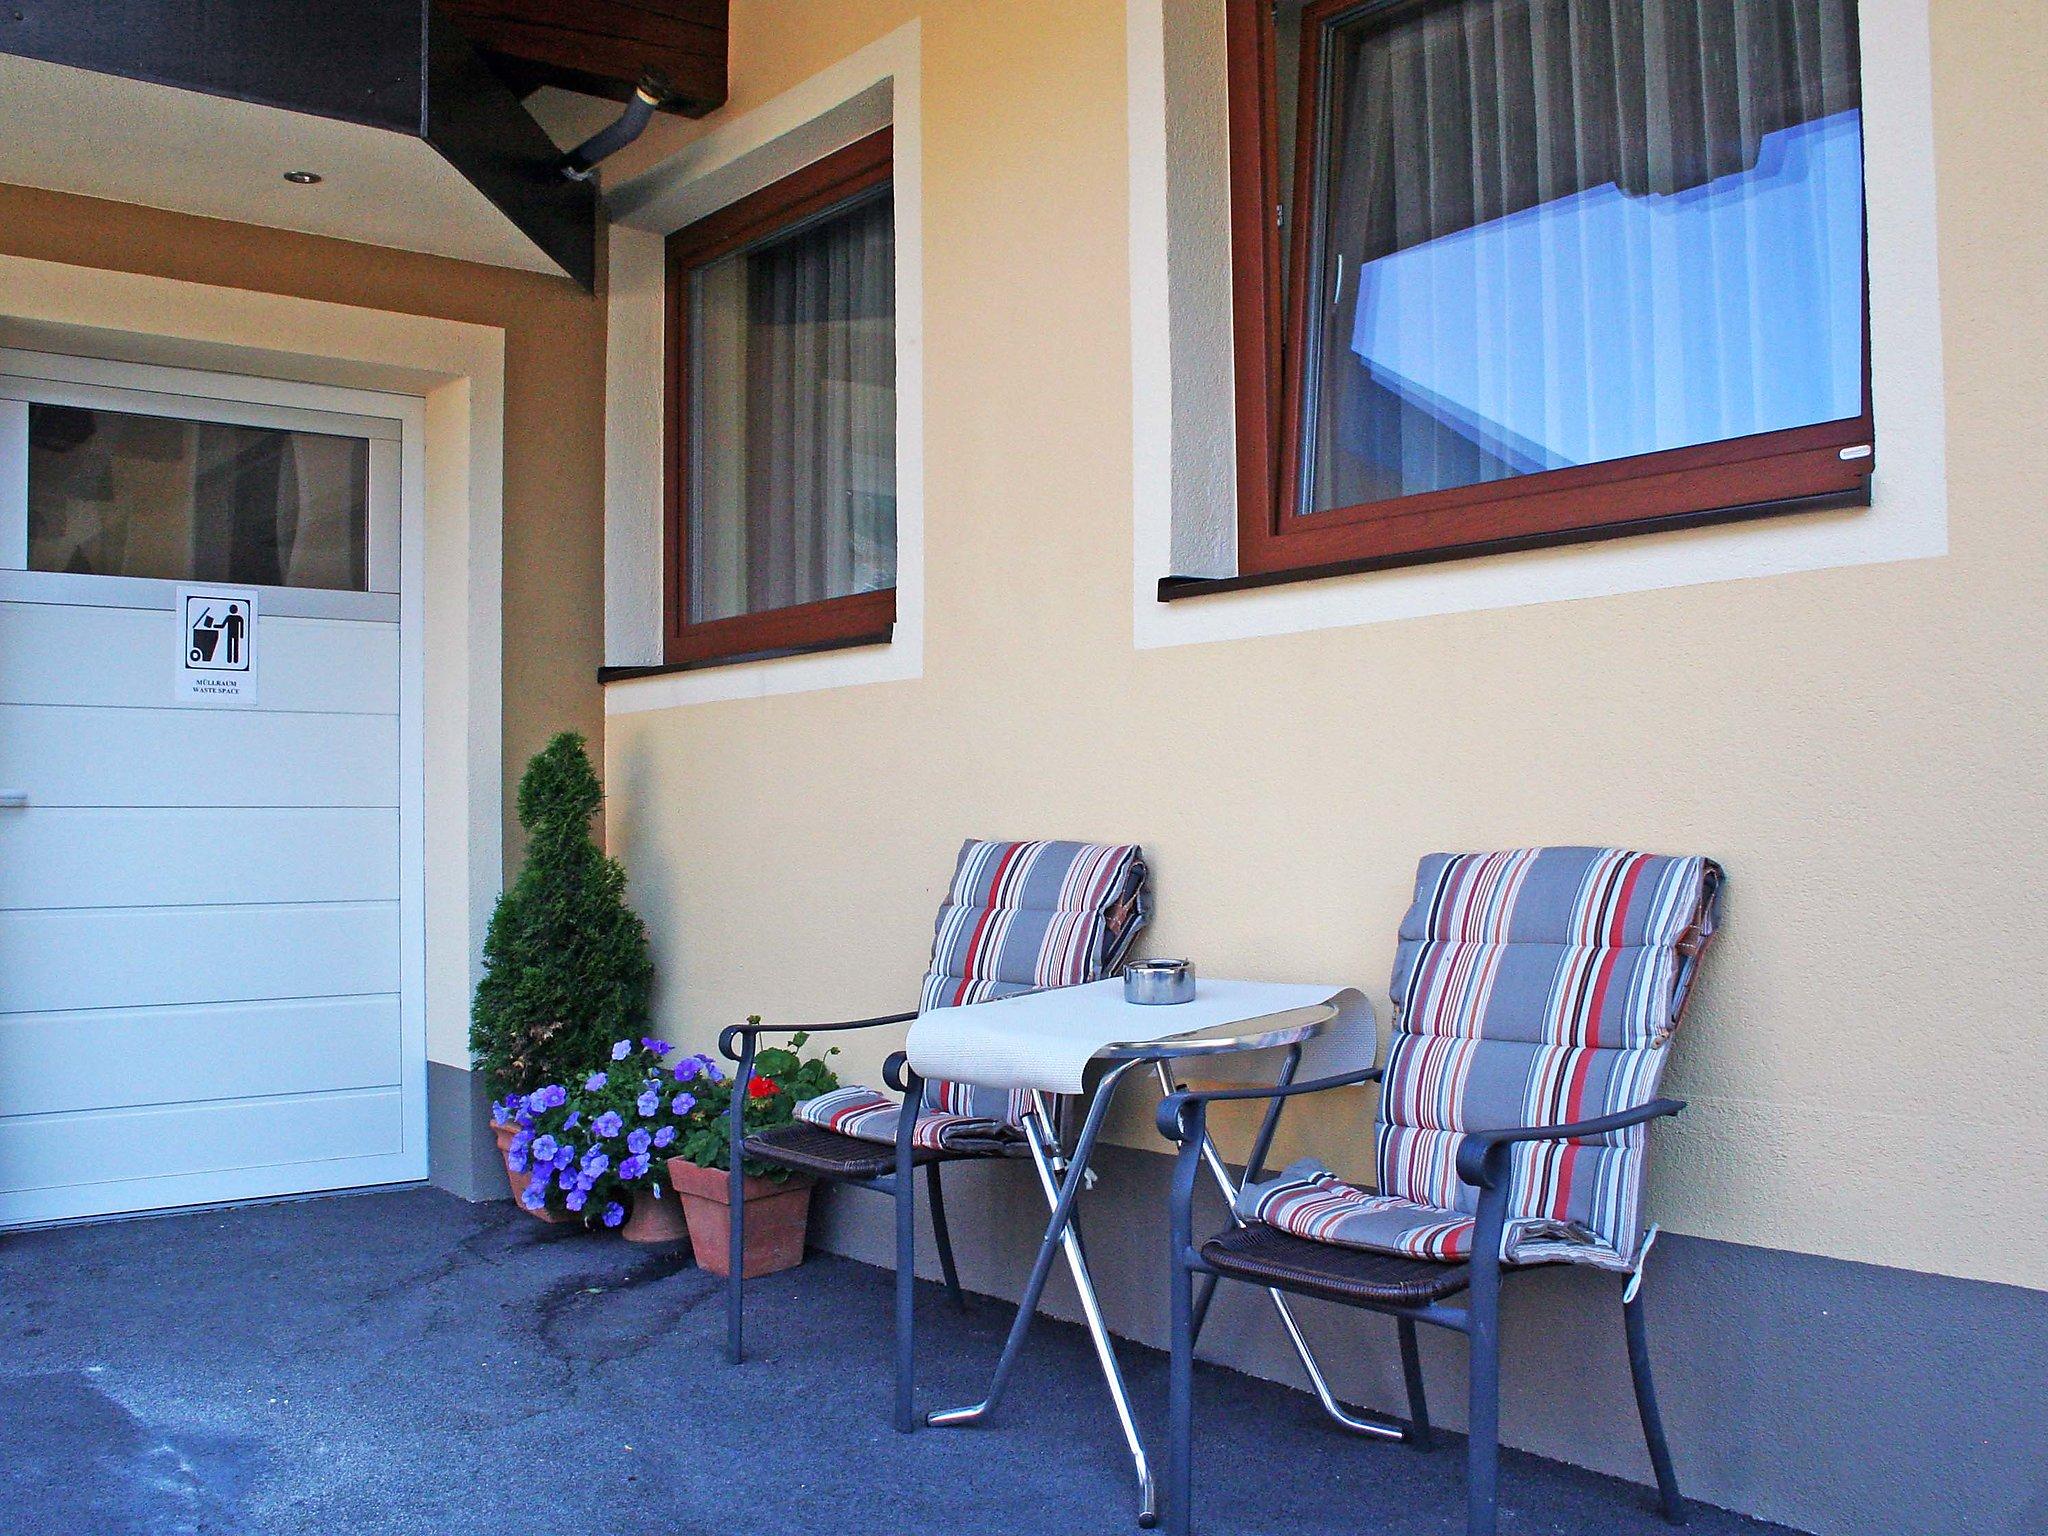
0, 354, 424, 1225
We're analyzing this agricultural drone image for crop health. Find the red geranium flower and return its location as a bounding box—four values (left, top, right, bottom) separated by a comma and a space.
746, 1077, 779, 1100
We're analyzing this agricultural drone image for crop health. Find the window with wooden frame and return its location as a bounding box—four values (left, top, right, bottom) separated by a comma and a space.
1224, 0, 1874, 585
663, 128, 896, 666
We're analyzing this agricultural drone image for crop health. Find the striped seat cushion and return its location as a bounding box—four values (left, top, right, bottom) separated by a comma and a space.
1238, 1161, 1482, 1260
1236, 1158, 1604, 1264
1246, 848, 1720, 1271
794, 839, 1151, 1152
792, 1085, 1022, 1156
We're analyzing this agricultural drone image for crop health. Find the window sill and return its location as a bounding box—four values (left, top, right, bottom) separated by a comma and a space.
1157, 485, 1871, 603
597, 625, 894, 683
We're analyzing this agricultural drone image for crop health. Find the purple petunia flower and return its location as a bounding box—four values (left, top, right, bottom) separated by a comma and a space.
580, 1150, 611, 1179
652, 1125, 677, 1150
552, 1145, 576, 1172
601, 1202, 626, 1228
523, 1091, 548, 1117
545, 1084, 569, 1109
610, 1040, 631, 1062
626, 1128, 652, 1156
584, 1071, 608, 1092
506, 1149, 529, 1173
592, 1110, 623, 1139
509, 1128, 532, 1152
565, 1188, 588, 1213
641, 1036, 673, 1057
671, 1091, 697, 1117
563, 1109, 581, 1130
671, 1058, 698, 1082
521, 1180, 548, 1212
702, 1061, 726, 1084
530, 1134, 558, 1163
617, 1153, 649, 1182
556, 1169, 577, 1191
636, 1088, 660, 1118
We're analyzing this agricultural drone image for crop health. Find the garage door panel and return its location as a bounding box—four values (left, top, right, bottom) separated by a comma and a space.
0, 1147, 419, 1227
0, 1087, 405, 1198
0, 996, 401, 1117
0, 602, 399, 715
0, 903, 399, 1014
0, 371, 417, 1227
0, 807, 399, 909
0, 704, 398, 807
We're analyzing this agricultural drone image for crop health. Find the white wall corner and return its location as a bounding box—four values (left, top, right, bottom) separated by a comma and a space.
1128, 0, 1948, 652
1161, 0, 1239, 579
604, 225, 666, 668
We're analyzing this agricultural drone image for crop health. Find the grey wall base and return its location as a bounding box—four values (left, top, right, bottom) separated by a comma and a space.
810, 1142, 2045, 1536
426, 1061, 510, 1203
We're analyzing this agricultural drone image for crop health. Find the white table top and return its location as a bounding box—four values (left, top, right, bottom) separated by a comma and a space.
906, 976, 1376, 1095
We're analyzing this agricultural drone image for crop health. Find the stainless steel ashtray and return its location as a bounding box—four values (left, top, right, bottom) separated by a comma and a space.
1124, 958, 1196, 1005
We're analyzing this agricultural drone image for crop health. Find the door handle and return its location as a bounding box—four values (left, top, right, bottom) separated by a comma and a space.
0, 792, 27, 808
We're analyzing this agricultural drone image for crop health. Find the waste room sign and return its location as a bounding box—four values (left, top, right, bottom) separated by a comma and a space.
176, 586, 259, 705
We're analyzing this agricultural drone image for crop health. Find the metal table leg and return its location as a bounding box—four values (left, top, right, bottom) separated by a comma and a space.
925, 1058, 1160, 1527
1152, 1060, 1406, 1442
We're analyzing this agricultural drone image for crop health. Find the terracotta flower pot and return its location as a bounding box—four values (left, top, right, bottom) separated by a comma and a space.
666, 1156, 813, 1277
493, 1121, 571, 1224
620, 1180, 690, 1245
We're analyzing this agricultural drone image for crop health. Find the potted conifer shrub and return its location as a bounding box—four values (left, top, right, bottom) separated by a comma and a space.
471, 732, 653, 1213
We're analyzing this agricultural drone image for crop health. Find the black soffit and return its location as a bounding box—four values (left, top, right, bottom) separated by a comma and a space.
0, 1, 604, 289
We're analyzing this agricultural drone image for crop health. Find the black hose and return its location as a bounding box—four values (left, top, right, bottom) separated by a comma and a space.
560, 74, 672, 180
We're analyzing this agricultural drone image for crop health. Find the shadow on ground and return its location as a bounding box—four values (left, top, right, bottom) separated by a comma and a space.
0, 1187, 1805, 1535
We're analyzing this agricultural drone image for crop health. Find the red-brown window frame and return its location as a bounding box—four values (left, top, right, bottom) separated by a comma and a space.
662, 127, 895, 667
1222, 0, 1875, 586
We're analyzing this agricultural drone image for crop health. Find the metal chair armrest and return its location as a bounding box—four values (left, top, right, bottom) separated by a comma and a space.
1455, 1098, 1685, 1189
1156, 1067, 1383, 1144
717, 1010, 918, 1062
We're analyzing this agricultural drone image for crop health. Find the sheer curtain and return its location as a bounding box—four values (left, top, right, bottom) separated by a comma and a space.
690, 190, 896, 623
1305, 0, 1864, 514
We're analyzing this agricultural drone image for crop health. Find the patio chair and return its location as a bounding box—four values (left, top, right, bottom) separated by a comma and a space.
717, 837, 1150, 1433
1157, 847, 1723, 1536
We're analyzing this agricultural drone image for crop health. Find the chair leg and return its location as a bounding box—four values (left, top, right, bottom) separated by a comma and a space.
894, 1147, 917, 1434
1164, 1222, 1196, 1533
1466, 1276, 1501, 1536
1624, 1291, 1689, 1525
726, 1045, 752, 1367
1189, 1271, 1220, 1346
926, 1162, 967, 1312
726, 1160, 746, 1366
1398, 1318, 1433, 1450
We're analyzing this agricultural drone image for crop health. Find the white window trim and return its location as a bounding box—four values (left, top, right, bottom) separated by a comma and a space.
1127, 0, 1948, 650
601, 20, 924, 714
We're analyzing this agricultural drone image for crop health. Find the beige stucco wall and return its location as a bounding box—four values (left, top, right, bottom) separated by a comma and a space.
605, 0, 2046, 1292
0, 183, 607, 878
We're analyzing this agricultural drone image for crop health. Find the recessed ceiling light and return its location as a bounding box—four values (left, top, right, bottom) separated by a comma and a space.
283, 170, 323, 185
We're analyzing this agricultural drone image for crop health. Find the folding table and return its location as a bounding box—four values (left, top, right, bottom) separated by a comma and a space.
906, 977, 1399, 1527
